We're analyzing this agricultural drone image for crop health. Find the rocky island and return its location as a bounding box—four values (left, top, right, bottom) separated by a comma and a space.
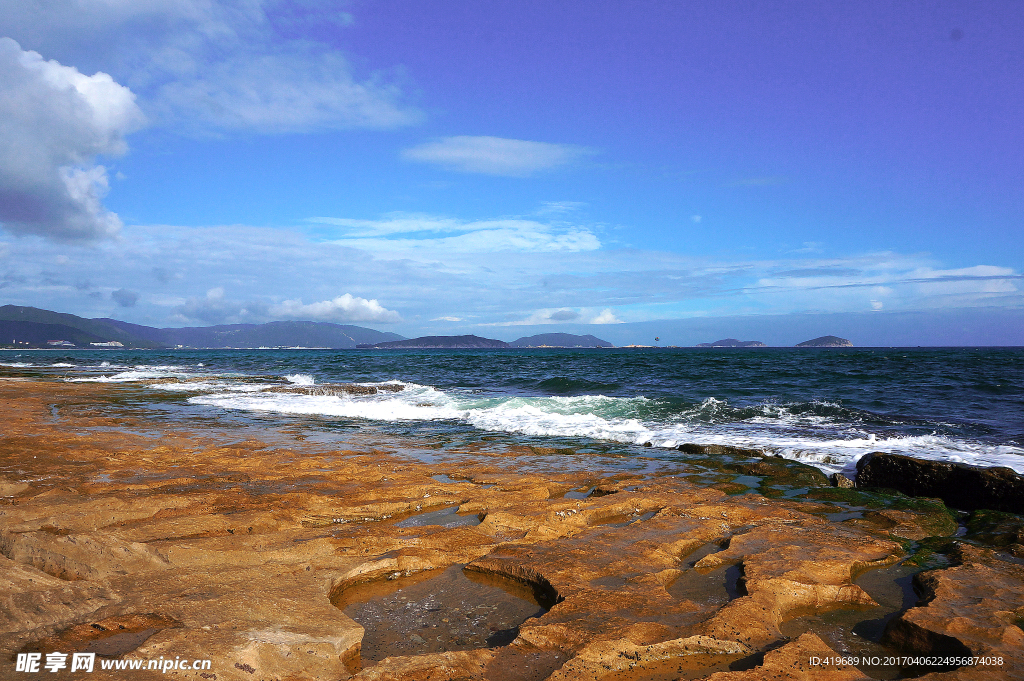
509, 334, 613, 348
2, 377, 1022, 681
796, 336, 853, 347
696, 339, 768, 348
358, 335, 511, 349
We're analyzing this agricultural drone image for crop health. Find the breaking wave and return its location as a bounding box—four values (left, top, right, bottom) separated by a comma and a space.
187, 383, 1024, 475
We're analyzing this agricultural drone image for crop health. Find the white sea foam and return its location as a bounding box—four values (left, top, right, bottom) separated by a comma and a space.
285, 374, 315, 386
51, 363, 75, 367
68, 365, 190, 383
188, 383, 1024, 475
0, 362, 34, 367
152, 381, 265, 393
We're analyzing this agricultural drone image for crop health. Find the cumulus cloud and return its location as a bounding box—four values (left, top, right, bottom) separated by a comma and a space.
0, 38, 145, 240
173, 287, 260, 325
269, 294, 401, 323
110, 287, 138, 307
549, 309, 581, 321
402, 136, 594, 176
590, 309, 622, 324
171, 288, 401, 325
0, 1, 419, 134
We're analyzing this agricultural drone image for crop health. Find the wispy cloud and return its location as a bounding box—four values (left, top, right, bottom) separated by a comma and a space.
730, 176, 788, 187
0, 221, 1019, 334
402, 136, 595, 176
310, 214, 602, 254
536, 201, 588, 216
156, 49, 418, 133
486, 307, 623, 326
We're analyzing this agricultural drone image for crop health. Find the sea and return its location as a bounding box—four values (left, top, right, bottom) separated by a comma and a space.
2, 347, 1022, 478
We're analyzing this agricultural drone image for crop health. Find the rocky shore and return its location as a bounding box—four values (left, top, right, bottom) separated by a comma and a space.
1, 379, 1022, 680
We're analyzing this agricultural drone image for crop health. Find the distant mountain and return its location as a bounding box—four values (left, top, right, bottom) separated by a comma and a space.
361, 334, 509, 349
796, 335, 852, 347
696, 338, 767, 348
509, 333, 613, 348
0, 306, 162, 348
101, 319, 403, 349
0, 306, 403, 349
0, 320, 109, 348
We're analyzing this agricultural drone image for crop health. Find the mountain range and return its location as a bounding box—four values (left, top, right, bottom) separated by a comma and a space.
0, 306, 615, 350
0, 306, 404, 349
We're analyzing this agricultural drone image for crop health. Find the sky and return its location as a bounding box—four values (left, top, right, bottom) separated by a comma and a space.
0, 0, 1021, 346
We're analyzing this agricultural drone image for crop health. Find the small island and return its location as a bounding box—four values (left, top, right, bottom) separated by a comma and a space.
509, 333, 612, 348
358, 334, 510, 349
796, 335, 852, 347
696, 338, 767, 348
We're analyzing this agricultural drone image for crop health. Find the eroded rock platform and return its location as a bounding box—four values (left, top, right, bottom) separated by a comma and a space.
1, 379, 1022, 680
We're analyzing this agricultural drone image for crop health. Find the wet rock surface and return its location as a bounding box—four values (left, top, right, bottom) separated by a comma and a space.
856, 452, 1024, 514
0, 379, 1022, 680
336, 564, 547, 665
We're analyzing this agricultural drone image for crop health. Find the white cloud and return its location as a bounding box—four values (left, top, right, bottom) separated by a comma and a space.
402, 136, 594, 176
590, 309, 622, 324
0, 38, 145, 240
269, 294, 401, 323
0, 1, 419, 134
431, 316, 464, 322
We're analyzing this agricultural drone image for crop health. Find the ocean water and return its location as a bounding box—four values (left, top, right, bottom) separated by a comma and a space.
2, 347, 1022, 476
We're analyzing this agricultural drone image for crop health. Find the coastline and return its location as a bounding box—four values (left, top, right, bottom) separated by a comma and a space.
1, 379, 1022, 680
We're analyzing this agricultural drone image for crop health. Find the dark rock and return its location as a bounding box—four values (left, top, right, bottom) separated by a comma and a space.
676, 443, 765, 457
829, 473, 855, 488
266, 383, 404, 396
855, 452, 1024, 513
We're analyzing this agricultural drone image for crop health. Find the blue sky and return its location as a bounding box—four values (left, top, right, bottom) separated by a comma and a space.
0, 0, 1021, 345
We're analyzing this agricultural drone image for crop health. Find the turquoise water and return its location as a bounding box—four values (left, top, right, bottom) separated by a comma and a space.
3, 347, 1022, 476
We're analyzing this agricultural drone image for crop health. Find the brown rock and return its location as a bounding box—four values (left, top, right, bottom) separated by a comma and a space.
882, 543, 1024, 677
705, 633, 869, 680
